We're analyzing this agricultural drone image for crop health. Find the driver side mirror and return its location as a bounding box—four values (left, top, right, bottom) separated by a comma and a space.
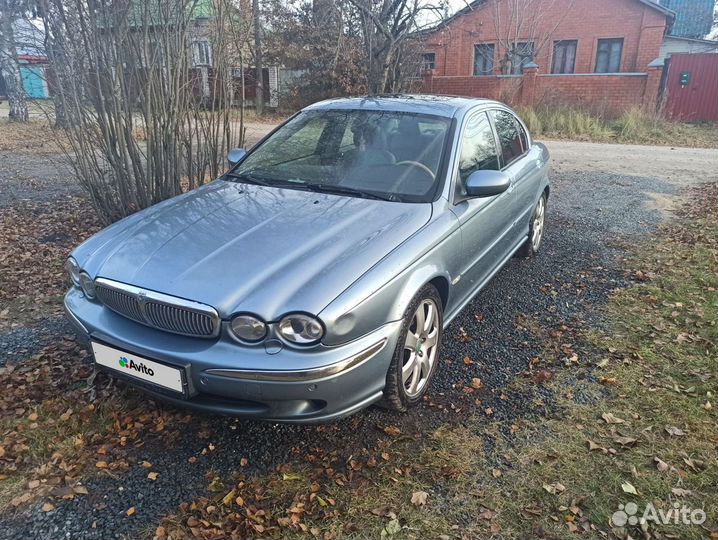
465, 170, 511, 198
228, 148, 247, 168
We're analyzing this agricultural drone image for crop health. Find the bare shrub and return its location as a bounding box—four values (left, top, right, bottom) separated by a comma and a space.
40, 0, 249, 224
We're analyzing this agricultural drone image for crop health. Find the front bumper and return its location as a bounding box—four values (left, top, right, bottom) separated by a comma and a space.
64, 288, 401, 422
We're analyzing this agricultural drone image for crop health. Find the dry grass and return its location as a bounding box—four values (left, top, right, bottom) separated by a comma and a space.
517, 105, 718, 148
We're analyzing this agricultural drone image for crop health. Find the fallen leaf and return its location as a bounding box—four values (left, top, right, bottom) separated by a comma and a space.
383, 426, 401, 437
126, 506, 136, 517
383, 518, 401, 536
613, 436, 637, 446
411, 491, 429, 506
542, 482, 566, 495
587, 440, 603, 451
282, 473, 302, 481
95, 461, 108, 469
601, 412, 625, 424
41, 503, 55, 512
654, 457, 670, 472
221, 489, 236, 506
671, 487, 692, 497
147, 472, 159, 481
470, 378, 482, 389
665, 426, 686, 436
621, 481, 638, 495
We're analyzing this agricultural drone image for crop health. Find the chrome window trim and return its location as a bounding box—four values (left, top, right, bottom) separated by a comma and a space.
205, 338, 387, 382
94, 277, 221, 338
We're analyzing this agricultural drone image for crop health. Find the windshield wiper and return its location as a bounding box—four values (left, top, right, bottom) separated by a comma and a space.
223, 171, 273, 186
305, 184, 398, 202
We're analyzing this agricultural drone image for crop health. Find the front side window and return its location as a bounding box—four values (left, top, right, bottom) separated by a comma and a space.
473, 44, 495, 75
552, 40, 577, 74
228, 109, 452, 203
458, 112, 499, 182
595, 38, 623, 73
491, 110, 524, 167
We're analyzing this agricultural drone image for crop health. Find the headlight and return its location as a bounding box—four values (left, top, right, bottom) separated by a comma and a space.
277, 313, 324, 345
65, 257, 81, 286
79, 272, 96, 299
230, 314, 267, 342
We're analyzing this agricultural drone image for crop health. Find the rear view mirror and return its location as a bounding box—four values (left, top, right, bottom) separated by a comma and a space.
465, 170, 511, 198
228, 148, 247, 168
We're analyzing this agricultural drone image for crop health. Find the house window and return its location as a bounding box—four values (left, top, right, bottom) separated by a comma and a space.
552, 40, 577, 74
595, 38, 623, 73
422, 53, 436, 71
193, 40, 212, 66
509, 41, 534, 74
473, 44, 495, 75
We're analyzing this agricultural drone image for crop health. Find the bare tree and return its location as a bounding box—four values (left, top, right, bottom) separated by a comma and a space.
348, 0, 444, 94
252, 0, 263, 114
40, 0, 247, 224
490, 0, 574, 74
0, 0, 29, 121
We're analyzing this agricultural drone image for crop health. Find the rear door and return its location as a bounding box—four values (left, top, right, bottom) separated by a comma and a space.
450, 110, 515, 305
490, 109, 542, 246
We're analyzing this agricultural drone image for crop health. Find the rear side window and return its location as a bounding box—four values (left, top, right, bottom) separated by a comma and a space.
491, 110, 525, 167
458, 112, 500, 182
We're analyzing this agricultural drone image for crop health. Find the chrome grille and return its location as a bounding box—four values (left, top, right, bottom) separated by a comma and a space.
95, 285, 144, 324
94, 278, 219, 338
144, 301, 216, 337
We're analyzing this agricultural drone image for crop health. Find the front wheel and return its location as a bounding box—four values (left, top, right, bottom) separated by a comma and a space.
381, 284, 443, 412
517, 193, 546, 258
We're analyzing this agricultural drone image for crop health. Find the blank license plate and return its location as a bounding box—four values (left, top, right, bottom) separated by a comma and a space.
91, 342, 184, 394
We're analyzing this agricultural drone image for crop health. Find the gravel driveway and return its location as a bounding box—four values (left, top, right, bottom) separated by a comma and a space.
1, 140, 716, 539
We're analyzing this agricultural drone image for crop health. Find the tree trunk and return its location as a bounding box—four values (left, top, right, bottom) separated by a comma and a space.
252, 0, 263, 115
0, 11, 29, 122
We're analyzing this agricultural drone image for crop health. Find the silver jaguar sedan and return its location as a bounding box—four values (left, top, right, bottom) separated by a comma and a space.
64, 95, 549, 422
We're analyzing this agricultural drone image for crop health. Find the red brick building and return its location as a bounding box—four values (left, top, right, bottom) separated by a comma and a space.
420, 0, 675, 114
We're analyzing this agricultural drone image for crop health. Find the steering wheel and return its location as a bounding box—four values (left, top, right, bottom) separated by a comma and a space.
396, 160, 435, 180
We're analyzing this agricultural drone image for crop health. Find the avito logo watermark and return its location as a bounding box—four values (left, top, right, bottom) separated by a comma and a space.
118, 356, 155, 376
612, 501, 706, 527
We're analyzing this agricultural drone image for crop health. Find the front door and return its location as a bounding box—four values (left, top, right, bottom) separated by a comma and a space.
450, 111, 516, 306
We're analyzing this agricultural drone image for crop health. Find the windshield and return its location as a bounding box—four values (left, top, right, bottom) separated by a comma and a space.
227, 109, 452, 203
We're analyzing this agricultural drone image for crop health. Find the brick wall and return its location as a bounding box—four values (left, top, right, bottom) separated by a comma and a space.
421, 0, 670, 112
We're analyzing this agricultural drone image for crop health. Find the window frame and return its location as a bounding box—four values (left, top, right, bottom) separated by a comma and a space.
510, 41, 535, 75
422, 52, 436, 71
594, 37, 624, 73
472, 43, 495, 76
551, 39, 578, 74
193, 39, 212, 67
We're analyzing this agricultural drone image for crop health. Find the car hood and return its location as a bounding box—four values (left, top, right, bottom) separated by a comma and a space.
74, 181, 432, 319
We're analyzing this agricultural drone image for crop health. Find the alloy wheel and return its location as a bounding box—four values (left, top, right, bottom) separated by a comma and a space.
532, 196, 545, 251
402, 298, 440, 398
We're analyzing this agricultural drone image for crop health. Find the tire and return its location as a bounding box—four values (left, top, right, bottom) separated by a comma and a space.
381, 283, 443, 412
517, 192, 547, 258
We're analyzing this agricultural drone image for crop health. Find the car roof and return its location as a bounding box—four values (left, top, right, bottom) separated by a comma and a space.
303, 94, 505, 119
